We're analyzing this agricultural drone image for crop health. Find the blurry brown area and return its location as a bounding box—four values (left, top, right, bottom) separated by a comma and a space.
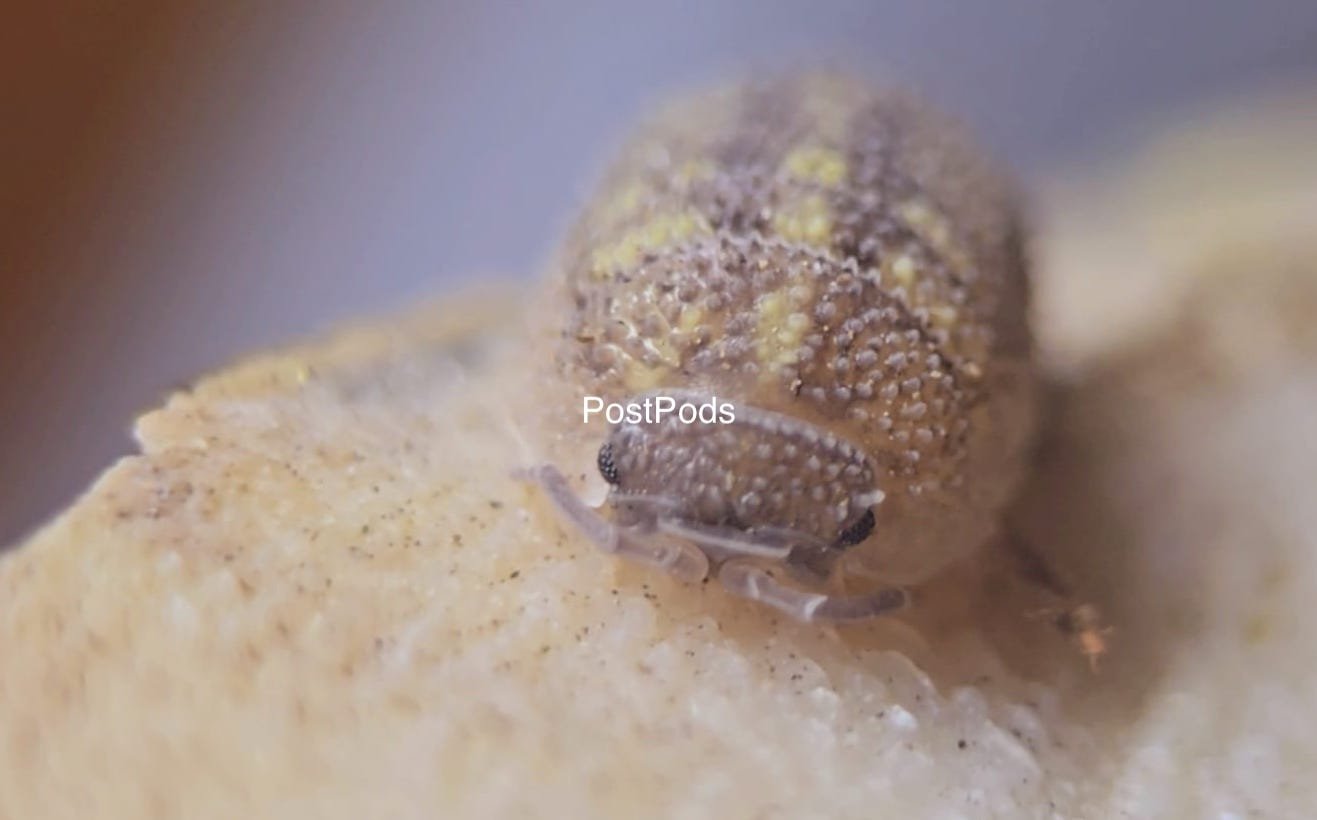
2, 3, 185, 541
1, 3, 288, 544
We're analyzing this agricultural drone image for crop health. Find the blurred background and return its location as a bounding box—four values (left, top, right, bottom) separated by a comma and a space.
4, 0, 1317, 545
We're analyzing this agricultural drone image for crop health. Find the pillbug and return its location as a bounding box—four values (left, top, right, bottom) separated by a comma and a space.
528, 73, 1038, 622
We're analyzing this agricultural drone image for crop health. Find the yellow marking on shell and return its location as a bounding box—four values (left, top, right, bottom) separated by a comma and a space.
772, 194, 833, 245
754, 285, 815, 378
590, 208, 712, 278
621, 360, 668, 392
677, 305, 705, 332
890, 254, 918, 289
621, 285, 685, 366
898, 198, 972, 272
781, 311, 812, 342
928, 304, 959, 329
757, 291, 789, 329
611, 312, 679, 392
642, 336, 681, 368
781, 146, 848, 187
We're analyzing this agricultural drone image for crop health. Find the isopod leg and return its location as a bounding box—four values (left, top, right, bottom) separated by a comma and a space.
526, 465, 710, 583
524, 465, 616, 549
718, 559, 908, 622
655, 517, 795, 562
621, 531, 711, 584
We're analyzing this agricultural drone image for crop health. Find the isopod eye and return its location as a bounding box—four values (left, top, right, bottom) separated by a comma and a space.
597, 441, 620, 486
835, 508, 875, 548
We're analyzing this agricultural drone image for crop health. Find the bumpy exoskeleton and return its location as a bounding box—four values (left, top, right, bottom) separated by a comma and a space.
530, 73, 1038, 622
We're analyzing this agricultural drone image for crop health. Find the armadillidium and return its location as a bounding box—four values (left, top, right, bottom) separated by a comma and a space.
529, 73, 1038, 622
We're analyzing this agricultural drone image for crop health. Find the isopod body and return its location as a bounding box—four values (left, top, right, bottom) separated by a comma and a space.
534, 72, 1037, 621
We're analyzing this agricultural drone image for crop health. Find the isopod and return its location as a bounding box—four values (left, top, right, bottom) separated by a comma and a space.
529, 72, 1038, 622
